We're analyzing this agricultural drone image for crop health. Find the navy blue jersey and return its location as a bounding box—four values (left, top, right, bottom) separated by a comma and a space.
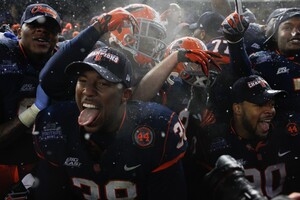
250, 51, 300, 115
0, 36, 41, 164
33, 100, 187, 200
206, 37, 248, 122
192, 122, 300, 198
243, 23, 266, 55
206, 37, 230, 69
206, 23, 265, 69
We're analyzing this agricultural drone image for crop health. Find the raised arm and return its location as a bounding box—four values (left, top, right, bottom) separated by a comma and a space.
132, 49, 220, 101
40, 8, 139, 100
221, 11, 253, 76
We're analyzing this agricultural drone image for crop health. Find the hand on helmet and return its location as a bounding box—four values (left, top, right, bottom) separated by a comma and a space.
177, 49, 221, 76
97, 7, 139, 34
222, 12, 249, 43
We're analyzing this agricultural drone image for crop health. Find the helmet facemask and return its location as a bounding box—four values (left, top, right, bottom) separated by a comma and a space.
128, 18, 167, 64
110, 18, 166, 65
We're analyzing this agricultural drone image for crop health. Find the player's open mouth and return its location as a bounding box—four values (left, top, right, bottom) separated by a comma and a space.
289, 37, 300, 44
78, 103, 101, 126
259, 119, 271, 133
33, 37, 50, 45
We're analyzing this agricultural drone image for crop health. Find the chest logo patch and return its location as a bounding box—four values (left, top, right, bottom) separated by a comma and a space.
133, 126, 154, 148
276, 67, 289, 75
64, 157, 82, 168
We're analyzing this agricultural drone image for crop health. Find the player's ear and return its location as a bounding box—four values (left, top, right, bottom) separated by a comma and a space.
122, 88, 133, 102
232, 103, 241, 115
200, 30, 206, 40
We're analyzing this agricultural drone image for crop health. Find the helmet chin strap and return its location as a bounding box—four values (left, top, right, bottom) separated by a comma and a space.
178, 85, 195, 129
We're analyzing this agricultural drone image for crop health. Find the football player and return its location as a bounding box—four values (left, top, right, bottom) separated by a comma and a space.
192, 75, 300, 198
34, 46, 188, 199
0, 3, 60, 198
0, 6, 139, 199
222, 8, 300, 138
109, 4, 167, 85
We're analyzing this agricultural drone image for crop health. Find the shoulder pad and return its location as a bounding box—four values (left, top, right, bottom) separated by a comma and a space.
0, 33, 18, 49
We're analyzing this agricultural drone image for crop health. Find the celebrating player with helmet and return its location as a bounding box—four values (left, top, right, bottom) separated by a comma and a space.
109, 4, 167, 85
110, 4, 166, 65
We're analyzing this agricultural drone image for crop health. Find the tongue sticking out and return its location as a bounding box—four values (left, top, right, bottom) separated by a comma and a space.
260, 121, 270, 133
78, 108, 100, 126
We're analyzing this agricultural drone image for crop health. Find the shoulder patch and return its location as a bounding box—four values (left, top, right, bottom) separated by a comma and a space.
249, 51, 272, 65
286, 122, 299, 136
132, 126, 155, 148
209, 137, 229, 152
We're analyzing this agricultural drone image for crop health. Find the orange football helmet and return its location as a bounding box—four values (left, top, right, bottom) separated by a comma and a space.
110, 4, 167, 65
165, 36, 219, 88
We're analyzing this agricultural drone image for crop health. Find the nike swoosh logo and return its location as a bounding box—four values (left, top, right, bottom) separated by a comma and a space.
124, 164, 141, 171
278, 150, 291, 157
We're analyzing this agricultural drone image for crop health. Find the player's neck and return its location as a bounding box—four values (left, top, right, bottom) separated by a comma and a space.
107, 103, 127, 134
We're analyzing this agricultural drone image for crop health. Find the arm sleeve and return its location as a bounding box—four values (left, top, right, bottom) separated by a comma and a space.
148, 111, 187, 200
40, 26, 101, 100
150, 111, 187, 173
228, 39, 253, 77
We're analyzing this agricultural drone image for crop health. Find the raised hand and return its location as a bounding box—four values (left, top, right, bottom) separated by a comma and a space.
222, 12, 249, 43
177, 49, 221, 77
97, 7, 139, 34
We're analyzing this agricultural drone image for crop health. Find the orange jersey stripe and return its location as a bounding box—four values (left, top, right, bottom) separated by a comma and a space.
152, 152, 185, 173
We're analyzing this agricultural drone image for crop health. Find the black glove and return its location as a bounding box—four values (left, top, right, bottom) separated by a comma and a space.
203, 155, 267, 200
222, 12, 249, 43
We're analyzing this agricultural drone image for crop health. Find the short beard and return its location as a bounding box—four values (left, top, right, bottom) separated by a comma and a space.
241, 114, 257, 140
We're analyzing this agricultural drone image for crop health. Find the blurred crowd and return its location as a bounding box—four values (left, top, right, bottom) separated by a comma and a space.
0, 0, 296, 41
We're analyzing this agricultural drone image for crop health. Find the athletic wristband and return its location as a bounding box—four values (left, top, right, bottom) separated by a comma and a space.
18, 104, 40, 127
227, 37, 243, 44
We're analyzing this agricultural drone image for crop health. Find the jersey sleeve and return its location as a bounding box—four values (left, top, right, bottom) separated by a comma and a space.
40, 26, 101, 100
134, 103, 187, 172
141, 104, 188, 199
152, 110, 187, 172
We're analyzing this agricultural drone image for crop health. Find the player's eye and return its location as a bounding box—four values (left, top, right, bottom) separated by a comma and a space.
78, 77, 87, 83
282, 25, 293, 31
96, 80, 111, 89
